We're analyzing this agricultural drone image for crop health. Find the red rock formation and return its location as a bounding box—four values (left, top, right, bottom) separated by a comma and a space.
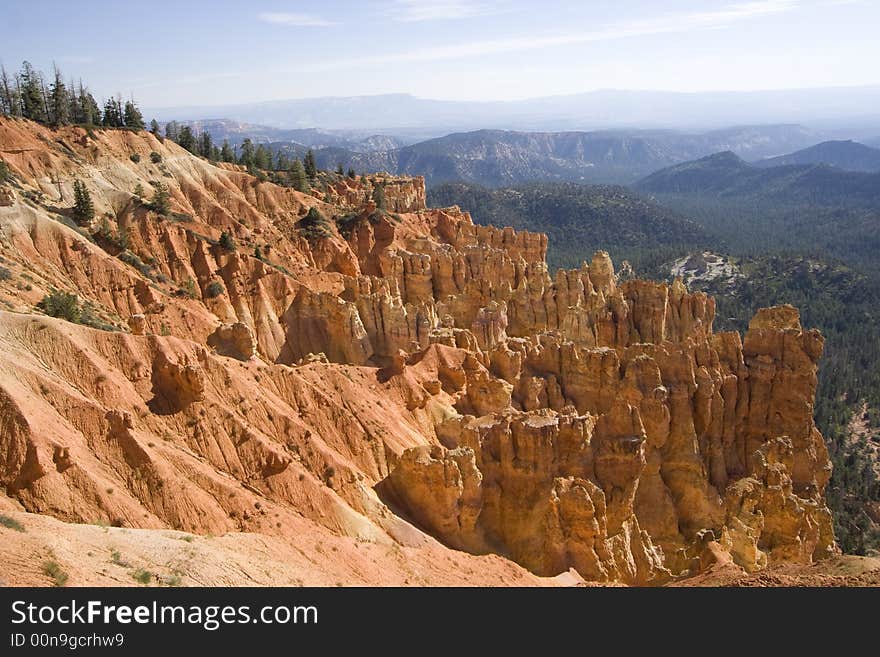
0, 117, 837, 586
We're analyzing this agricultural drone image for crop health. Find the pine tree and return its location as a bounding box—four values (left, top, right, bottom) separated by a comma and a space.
198, 131, 213, 158
19, 61, 46, 122
276, 152, 290, 171
102, 97, 122, 127
177, 125, 196, 153
48, 65, 69, 126
303, 149, 317, 179
288, 159, 308, 192
210, 145, 220, 162
66, 77, 79, 123
147, 182, 171, 215
239, 139, 255, 168
78, 83, 100, 125
347, 167, 356, 179
164, 120, 180, 142
123, 100, 145, 130
150, 119, 160, 136
336, 163, 344, 175
220, 140, 235, 163
372, 184, 386, 211
0, 65, 19, 117
255, 144, 272, 170
71, 179, 95, 225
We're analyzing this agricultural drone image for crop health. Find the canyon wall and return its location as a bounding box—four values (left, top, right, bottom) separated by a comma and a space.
0, 117, 835, 585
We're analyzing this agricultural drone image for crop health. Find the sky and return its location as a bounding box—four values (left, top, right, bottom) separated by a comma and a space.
1, 0, 879, 107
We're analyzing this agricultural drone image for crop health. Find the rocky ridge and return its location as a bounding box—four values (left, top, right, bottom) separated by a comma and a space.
0, 117, 837, 585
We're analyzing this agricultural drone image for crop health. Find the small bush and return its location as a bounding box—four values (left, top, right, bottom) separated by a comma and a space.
0, 159, 10, 183
0, 266, 11, 281
132, 568, 153, 585
149, 151, 162, 164
371, 184, 386, 211
39, 289, 81, 323
335, 214, 364, 239
43, 561, 69, 587
0, 514, 25, 532
118, 251, 157, 280
37, 289, 115, 331
145, 182, 170, 215
298, 207, 332, 242
110, 550, 130, 567
180, 277, 197, 299
129, 153, 141, 163
219, 231, 236, 251
205, 280, 225, 298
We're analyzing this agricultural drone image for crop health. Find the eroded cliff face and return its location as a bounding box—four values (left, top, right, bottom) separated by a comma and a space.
0, 117, 835, 585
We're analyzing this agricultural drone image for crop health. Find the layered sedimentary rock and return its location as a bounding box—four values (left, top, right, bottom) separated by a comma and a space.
0, 117, 836, 586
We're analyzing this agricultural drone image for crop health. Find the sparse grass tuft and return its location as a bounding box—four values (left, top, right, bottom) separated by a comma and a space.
0, 514, 25, 532
43, 560, 69, 587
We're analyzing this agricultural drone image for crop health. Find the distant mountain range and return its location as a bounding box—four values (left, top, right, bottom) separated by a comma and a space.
635, 151, 880, 207
754, 140, 880, 172
147, 87, 880, 134
180, 119, 411, 152
259, 124, 822, 186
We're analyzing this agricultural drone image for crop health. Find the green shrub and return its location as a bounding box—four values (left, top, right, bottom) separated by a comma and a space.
298, 207, 332, 242
39, 289, 81, 322
37, 289, 115, 331
0, 266, 11, 281
150, 151, 162, 164
0, 159, 10, 183
335, 214, 362, 239
219, 231, 236, 251
0, 514, 25, 532
132, 568, 153, 585
129, 153, 141, 163
43, 561, 69, 587
205, 280, 224, 298
72, 179, 95, 226
145, 182, 170, 215
371, 184, 386, 210
180, 277, 197, 299
118, 251, 157, 280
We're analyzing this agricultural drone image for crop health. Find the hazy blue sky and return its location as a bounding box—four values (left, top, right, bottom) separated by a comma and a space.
1, 0, 878, 107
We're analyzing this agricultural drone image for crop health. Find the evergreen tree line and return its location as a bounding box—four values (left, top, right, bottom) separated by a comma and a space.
0, 60, 144, 129
162, 123, 358, 191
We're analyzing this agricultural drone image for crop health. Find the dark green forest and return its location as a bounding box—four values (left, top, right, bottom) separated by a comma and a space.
428, 182, 708, 272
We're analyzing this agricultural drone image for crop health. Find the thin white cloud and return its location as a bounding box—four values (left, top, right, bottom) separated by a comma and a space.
305, 0, 803, 70
257, 12, 337, 27
139, 0, 805, 92
390, 1, 505, 22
